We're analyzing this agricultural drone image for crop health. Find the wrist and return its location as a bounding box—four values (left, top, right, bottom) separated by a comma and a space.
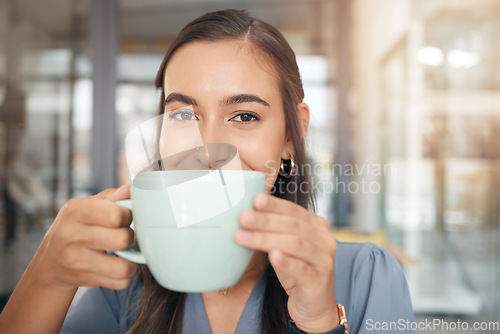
291, 304, 347, 334
28, 248, 77, 292
291, 311, 339, 334
0, 260, 78, 334
290, 321, 346, 334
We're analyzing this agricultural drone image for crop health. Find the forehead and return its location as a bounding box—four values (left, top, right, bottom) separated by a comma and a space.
163, 40, 279, 97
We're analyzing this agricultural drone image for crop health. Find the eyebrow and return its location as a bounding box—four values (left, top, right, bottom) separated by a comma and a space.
223, 94, 270, 107
164, 93, 270, 108
164, 93, 198, 107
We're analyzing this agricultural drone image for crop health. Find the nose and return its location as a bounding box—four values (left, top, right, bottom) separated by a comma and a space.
193, 123, 235, 169
194, 143, 237, 169
160, 120, 238, 170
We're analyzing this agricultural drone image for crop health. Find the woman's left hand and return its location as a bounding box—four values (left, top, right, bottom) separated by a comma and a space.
235, 193, 339, 333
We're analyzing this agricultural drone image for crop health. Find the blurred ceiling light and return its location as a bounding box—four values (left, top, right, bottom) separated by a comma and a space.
416, 46, 444, 66
447, 49, 481, 69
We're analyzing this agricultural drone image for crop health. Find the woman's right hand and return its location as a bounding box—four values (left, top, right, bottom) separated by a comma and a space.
33, 184, 138, 290
0, 185, 138, 334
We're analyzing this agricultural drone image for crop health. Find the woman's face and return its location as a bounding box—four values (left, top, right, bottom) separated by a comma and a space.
161, 40, 292, 192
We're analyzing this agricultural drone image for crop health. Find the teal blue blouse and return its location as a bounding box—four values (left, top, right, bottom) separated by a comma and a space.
61, 242, 415, 333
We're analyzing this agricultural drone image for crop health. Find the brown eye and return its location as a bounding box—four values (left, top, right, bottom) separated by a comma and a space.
232, 112, 259, 123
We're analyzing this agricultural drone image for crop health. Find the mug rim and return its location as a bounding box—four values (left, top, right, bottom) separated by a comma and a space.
131, 169, 265, 190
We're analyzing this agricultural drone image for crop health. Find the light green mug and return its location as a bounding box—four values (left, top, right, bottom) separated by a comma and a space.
115, 169, 265, 293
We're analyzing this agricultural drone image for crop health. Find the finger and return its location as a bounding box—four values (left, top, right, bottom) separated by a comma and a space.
78, 272, 135, 291
234, 230, 328, 270
254, 194, 331, 232
80, 250, 139, 281
239, 211, 316, 241
110, 184, 131, 201
92, 184, 130, 201
92, 188, 117, 200
253, 193, 311, 223
239, 211, 336, 256
90, 277, 134, 291
83, 226, 134, 252
62, 197, 132, 228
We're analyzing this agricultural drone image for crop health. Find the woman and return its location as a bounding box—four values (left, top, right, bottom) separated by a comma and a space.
0, 9, 414, 334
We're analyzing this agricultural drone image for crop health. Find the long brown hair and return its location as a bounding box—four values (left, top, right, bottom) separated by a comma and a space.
127, 9, 315, 334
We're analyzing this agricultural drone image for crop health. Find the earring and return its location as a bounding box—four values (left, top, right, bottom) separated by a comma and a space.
280, 155, 296, 178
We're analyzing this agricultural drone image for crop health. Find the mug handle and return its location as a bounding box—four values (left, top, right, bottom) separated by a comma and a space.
114, 199, 147, 264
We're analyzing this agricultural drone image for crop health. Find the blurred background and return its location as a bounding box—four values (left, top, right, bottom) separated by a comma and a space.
0, 0, 499, 331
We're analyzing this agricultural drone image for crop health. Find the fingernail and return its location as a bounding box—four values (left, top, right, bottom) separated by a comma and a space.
241, 211, 256, 226
255, 193, 267, 208
114, 184, 128, 195
236, 229, 253, 241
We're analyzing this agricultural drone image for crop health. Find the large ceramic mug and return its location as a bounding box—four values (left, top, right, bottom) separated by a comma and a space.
116, 169, 265, 293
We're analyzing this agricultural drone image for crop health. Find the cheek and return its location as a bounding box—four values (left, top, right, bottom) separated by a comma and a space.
233, 129, 285, 193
